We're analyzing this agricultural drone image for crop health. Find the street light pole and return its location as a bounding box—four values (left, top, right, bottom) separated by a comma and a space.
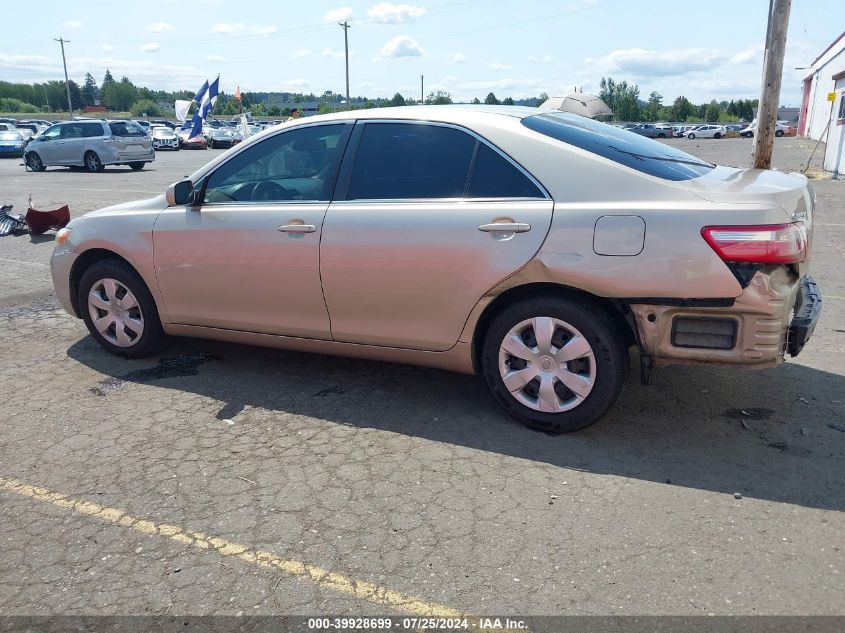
751, 0, 791, 169
339, 20, 351, 109
54, 37, 73, 115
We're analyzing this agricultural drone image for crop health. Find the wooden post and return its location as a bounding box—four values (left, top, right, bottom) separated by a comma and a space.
752, 0, 792, 169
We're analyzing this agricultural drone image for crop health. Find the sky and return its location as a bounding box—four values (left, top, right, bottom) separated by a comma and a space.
1, 0, 841, 106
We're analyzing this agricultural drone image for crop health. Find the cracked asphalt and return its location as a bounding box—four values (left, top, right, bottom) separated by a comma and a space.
0, 138, 843, 617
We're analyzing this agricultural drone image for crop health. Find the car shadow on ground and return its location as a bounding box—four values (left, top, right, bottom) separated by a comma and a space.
68, 335, 845, 512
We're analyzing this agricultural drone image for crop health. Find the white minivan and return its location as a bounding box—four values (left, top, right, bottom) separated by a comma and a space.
24, 120, 155, 172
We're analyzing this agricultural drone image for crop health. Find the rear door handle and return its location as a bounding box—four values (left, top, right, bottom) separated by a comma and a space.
278, 224, 317, 233
478, 222, 531, 233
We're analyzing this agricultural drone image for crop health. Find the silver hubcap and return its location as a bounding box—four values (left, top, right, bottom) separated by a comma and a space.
498, 316, 596, 413
87, 278, 144, 347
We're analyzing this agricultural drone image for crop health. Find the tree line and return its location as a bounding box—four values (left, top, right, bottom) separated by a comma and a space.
598, 77, 758, 123
1, 72, 758, 123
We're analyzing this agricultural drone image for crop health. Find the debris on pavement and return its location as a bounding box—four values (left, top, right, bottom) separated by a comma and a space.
0, 205, 28, 236
25, 203, 70, 235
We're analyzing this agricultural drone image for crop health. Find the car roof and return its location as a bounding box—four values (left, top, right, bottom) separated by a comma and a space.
302, 104, 541, 126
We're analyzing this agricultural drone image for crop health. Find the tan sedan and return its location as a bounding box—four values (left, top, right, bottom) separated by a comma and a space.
51, 106, 821, 432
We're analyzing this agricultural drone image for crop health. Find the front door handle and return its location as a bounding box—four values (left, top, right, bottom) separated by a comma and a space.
278, 223, 317, 233
478, 222, 531, 233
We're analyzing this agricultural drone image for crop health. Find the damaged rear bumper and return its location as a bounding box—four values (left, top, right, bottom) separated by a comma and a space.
631, 268, 821, 369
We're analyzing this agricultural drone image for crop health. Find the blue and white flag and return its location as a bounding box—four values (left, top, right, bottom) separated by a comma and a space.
186, 111, 203, 138
193, 79, 209, 105
201, 76, 219, 120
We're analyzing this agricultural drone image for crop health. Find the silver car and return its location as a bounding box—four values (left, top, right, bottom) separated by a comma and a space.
50, 106, 821, 432
25, 119, 154, 172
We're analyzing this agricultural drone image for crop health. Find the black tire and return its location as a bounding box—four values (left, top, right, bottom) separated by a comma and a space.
480, 295, 628, 434
688, 133, 695, 139
775, 129, 784, 137
84, 151, 104, 172
25, 152, 45, 172
714, 132, 722, 139
77, 259, 167, 359
657, 133, 666, 138
129, 162, 145, 170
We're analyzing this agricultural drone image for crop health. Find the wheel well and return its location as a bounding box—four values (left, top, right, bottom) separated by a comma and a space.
471, 282, 638, 372
69, 249, 138, 317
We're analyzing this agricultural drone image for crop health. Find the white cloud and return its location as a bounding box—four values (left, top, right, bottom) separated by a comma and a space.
139, 43, 160, 53
63, 20, 83, 29
149, 22, 175, 32
447, 52, 466, 64
253, 25, 278, 35
213, 22, 245, 33
206, 54, 226, 62
590, 47, 730, 77
322, 48, 344, 59
324, 7, 354, 22
282, 78, 310, 89
359, 81, 376, 89
294, 49, 313, 58
730, 48, 759, 64
528, 54, 552, 64
378, 35, 423, 59
367, 2, 427, 24
489, 62, 513, 71
101, 44, 116, 52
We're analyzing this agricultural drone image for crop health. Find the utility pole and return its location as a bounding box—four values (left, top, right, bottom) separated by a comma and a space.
420, 75, 424, 105
54, 37, 74, 115
43, 85, 50, 112
751, 0, 791, 169
338, 20, 350, 109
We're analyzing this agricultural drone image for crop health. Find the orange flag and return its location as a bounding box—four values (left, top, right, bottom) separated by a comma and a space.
234, 85, 242, 102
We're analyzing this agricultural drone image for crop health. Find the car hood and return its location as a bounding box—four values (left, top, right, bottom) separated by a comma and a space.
79, 194, 169, 220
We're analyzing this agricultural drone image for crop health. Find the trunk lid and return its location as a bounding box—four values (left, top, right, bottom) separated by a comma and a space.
685, 166, 815, 274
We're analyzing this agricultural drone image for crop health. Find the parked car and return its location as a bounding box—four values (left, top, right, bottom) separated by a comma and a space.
628, 124, 671, 138
740, 122, 793, 138
49, 106, 821, 433
151, 126, 180, 150
654, 124, 674, 137
686, 125, 727, 139
179, 128, 208, 149
24, 119, 155, 172
149, 119, 178, 130
207, 127, 235, 149
0, 131, 27, 157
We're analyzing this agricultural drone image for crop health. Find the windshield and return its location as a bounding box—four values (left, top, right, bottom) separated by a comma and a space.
522, 112, 715, 181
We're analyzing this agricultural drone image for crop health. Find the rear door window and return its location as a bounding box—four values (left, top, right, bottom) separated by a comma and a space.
82, 122, 104, 137
467, 144, 543, 198
522, 112, 715, 181
346, 123, 475, 200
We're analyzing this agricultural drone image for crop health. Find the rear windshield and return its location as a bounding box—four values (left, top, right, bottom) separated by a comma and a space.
0, 132, 21, 141
522, 112, 715, 181
109, 121, 146, 137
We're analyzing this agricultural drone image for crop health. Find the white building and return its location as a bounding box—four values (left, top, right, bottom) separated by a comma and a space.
798, 31, 845, 175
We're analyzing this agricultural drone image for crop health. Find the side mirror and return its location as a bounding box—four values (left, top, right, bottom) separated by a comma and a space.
166, 179, 196, 206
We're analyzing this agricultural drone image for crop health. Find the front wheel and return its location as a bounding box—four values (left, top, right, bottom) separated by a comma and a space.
84, 151, 104, 173
775, 129, 784, 137
687, 133, 696, 139
128, 162, 145, 170
480, 296, 627, 433
25, 152, 45, 172
78, 259, 167, 358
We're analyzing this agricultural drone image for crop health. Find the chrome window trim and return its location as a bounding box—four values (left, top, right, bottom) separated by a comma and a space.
345, 118, 551, 201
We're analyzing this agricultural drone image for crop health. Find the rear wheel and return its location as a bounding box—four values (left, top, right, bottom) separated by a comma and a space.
687, 133, 695, 139
25, 152, 45, 172
714, 132, 722, 139
480, 296, 627, 433
775, 129, 784, 137
84, 151, 104, 173
657, 133, 666, 138
78, 259, 166, 358
129, 162, 144, 170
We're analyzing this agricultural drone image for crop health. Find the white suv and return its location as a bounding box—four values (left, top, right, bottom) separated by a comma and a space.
686, 125, 727, 139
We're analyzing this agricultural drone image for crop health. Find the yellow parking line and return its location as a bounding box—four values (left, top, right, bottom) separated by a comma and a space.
0, 476, 461, 617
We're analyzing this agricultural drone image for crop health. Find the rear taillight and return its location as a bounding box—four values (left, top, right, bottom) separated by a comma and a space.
701, 222, 807, 264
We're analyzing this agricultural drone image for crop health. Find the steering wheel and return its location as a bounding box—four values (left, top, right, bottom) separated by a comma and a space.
252, 180, 297, 201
